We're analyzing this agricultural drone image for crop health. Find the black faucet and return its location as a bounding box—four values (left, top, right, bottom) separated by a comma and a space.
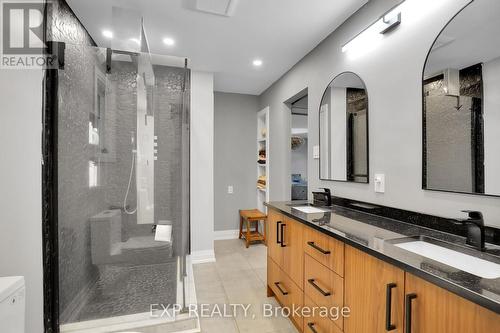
312, 188, 332, 207
455, 210, 486, 251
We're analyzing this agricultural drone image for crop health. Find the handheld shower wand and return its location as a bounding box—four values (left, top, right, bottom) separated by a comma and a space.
123, 132, 137, 215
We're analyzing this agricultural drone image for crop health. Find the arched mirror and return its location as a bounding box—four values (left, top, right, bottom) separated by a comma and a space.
319, 72, 369, 183
423, 0, 500, 196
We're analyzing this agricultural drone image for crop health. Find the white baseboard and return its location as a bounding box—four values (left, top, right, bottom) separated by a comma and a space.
214, 229, 240, 240
190, 250, 216, 264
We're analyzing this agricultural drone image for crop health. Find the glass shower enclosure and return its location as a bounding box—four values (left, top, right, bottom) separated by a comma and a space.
52, 41, 191, 331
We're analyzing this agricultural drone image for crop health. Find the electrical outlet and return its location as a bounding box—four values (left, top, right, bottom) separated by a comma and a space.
227, 185, 234, 194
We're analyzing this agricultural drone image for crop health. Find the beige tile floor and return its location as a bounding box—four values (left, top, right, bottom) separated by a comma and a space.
193, 239, 300, 333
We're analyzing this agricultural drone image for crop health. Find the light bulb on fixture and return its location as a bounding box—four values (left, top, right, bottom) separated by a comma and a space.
163, 37, 175, 46
253, 59, 263, 67
102, 30, 113, 39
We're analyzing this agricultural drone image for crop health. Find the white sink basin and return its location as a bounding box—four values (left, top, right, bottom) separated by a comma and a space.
395, 240, 500, 279
291, 206, 328, 214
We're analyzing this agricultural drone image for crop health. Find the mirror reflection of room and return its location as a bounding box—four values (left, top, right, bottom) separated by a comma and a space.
319, 72, 369, 183
290, 95, 308, 200
423, 0, 500, 196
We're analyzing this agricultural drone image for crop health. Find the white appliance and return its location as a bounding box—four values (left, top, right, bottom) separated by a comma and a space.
0, 276, 25, 333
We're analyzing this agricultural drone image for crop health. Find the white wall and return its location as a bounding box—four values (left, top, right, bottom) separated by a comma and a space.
190, 71, 215, 262
0, 69, 44, 332
483, 56, 500, 195
259, 0, 500, 227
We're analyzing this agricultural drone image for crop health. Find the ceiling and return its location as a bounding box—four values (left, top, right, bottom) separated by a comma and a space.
66, 0, 368, 95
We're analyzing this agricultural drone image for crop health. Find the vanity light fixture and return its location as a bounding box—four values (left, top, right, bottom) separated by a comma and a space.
380, 8, 402, 34
342, 1, 404, 53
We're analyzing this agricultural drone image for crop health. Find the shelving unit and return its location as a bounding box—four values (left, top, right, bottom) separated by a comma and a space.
257, 107, 270, 213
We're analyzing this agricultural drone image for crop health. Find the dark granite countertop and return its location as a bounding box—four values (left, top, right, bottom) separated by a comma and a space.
266, 201, 500, 314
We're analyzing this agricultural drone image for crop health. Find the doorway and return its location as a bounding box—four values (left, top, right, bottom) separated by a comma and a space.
290, 95, 308, 200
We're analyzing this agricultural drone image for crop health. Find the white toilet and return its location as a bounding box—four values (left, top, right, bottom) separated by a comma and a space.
0, 276, 25, 333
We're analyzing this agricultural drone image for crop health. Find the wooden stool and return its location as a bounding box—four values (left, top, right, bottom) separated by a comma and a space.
239, 209, 267, 248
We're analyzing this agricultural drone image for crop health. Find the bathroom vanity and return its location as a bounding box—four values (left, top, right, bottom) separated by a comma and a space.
266, 201, 500, 333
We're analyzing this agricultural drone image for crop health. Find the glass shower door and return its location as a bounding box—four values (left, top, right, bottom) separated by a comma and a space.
55, 42, 190, 330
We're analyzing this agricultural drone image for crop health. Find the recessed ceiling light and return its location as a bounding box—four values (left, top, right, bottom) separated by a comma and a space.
163, 37, 175, 46
102, 30, 113, 39
253, 59, 263, 67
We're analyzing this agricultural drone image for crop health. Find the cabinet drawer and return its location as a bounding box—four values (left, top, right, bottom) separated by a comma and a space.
303, 295, 342, 333
304, 226, 344, 276
304, 254, 344, 330
268, 257, 304, 330
267, 256, 281, 299
281, 270, 304, 330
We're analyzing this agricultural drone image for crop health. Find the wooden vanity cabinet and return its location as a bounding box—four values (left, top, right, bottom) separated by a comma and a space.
268, 209, 500, 333
267, 209, 305, 331
268, 209, 284, 266
344, 246, 405, 333
267, 210, 304, 287
405, 273, 500, 333
267, 257, 304, 329
282, 216, 304, 287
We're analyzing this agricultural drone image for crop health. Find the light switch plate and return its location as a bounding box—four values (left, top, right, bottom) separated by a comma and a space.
227, 185, 234, 194
374, 174, 385, 193
313, 145, 320, 159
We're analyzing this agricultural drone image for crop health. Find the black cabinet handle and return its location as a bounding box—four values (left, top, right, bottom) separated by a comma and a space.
274, 282, 289, 296
280, 223, 286, 247
386, 283, 397, 331
307, 322, 318, 333
307, 241, 331, 255
307, 279, 331, 297
276, 221, 282, 245
405, 293, 417, 333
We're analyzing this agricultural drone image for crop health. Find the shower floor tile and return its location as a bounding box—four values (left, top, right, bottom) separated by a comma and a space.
74, 261, 177, 322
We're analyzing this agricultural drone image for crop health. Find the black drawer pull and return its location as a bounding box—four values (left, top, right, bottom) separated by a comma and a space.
276, 221, 282, 245
405, 293, 417, 333
386, 283, 397, 331
274, 282, 289, 296
307, 241, 331, 255
307, 279, 331, 297
307, 322, 318, 333
280, 223, 286, 247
